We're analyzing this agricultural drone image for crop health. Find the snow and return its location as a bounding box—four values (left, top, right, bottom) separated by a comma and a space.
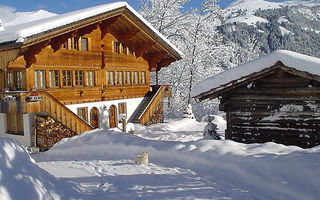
0, 137, 80, 200
0, 9, 57, 27
225, 14, 269, 26
2, 117, 320, 199
278, 16, 290, 24
224, 0, 320, 26
304, 27, 320, 34
0, 2, 182, 57
134, 118, 209, 142
279, 26, 293, 36
191, 50, 320, 98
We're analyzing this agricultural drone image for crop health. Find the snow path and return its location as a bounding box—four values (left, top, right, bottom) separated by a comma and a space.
37, 160, 227, 199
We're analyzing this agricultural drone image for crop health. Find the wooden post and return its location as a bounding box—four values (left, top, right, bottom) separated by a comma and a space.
156, 69, 159, 86
122, 118, 127, 133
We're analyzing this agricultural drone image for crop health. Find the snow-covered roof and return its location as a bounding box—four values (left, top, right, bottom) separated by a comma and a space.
192, 50, 320, 99
0, 2, 182, 57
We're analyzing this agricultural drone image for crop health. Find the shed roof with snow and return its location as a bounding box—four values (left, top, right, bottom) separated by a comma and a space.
192, 50, 320, 101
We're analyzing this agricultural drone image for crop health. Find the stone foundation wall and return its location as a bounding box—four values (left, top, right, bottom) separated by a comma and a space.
35, 116, 77, 151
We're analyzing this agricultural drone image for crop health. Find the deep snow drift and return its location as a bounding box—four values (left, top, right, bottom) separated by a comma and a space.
0, 138, 81, 200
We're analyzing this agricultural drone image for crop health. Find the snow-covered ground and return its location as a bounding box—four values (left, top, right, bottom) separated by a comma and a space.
1, 117, 320, 200
224, 0, 320, 26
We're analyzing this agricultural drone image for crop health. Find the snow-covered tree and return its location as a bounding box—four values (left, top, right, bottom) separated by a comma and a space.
139, 0, 189, 38
183, 104, 195, 119
140, 0, 236, 119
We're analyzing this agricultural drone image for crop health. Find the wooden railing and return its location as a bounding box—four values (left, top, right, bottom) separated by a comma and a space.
39, 91, 93, 134
139, 85, 170, 124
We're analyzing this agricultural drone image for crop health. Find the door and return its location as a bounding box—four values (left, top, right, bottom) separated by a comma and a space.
109, 105, 117, 128
90, 107, 99, 128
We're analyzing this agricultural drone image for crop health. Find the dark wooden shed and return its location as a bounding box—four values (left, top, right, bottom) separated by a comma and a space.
192, 50, 320, 148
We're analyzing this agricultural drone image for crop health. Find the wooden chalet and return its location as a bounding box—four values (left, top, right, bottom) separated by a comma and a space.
0, 2, 182, 150
192, 50, 320, 148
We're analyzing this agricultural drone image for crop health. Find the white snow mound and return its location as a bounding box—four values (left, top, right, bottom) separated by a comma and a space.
0, 137, 79, 200
34, 128, 320, 199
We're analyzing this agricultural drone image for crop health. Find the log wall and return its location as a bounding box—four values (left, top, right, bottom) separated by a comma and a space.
220, 70, 320, 148
5, 28, 150, 103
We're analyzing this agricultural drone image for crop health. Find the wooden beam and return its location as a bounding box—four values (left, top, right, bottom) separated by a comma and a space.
22, 40, 51, 68
100, 16, 119, 40
134, 42, 155, 58
0, 49, 20, 70
51, 31, 77, 52
157, 58, 176, 68
76, 22, 100, 40
144, 52, 167, 70
197, 67, 279, 101
116, 29, 139, 43
279, 65, 320, 83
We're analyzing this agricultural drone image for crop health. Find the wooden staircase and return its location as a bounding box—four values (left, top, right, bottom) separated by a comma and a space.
130, 85, 170, 124
131, 96, 154, 123
38, 91, 93, 134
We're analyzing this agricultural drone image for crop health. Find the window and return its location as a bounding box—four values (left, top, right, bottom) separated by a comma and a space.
6, 72, 13, 88
113, 42, 120, 54
68, 37, 78, 50
15, 71, 23, 89
7, 114, 24, 135
86, 71, 95, 86
77, 107, 88, 121
124, 71, 131, 85
49, 70, 59, 88
115, 71, 123, 85
118, 102, 127, 115
129, 48, 135, 56
122, 45, 128, 55
107, 71, 114, 86
81, 37, 88, 51
34, 70, 45, 88
75, 70, 84, 86
133, 71, 139, 84
140, 71, 146, 84
61, 42, 68, 49
62, 70, 72, 87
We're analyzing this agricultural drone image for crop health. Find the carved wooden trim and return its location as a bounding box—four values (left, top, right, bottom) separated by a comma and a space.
144, 52, 167, 70
117, 29, 139, 43
157, 58, 175, 68
51, 31, 77, 52
134, 42, 155, 58
0, 49, 20, 70
100, 16, 119, 40
22, 40, 51, 68
76, 22, 100, 40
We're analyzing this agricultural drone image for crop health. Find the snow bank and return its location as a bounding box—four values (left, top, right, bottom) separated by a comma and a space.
0, 137, 80, 200
192, 50, 320, 98
34, 127, 320, 199
134, 118, 208, 142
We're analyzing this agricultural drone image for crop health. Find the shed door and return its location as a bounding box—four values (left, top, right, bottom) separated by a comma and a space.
109, 105, 117, 128
90, 107, 99, 128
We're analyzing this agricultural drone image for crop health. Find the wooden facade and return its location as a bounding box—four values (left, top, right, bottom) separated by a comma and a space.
194, 61, 320, 148
0, 3, 181, 149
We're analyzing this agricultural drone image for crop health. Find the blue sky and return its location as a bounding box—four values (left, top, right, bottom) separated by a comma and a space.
0, 0, 288, 14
